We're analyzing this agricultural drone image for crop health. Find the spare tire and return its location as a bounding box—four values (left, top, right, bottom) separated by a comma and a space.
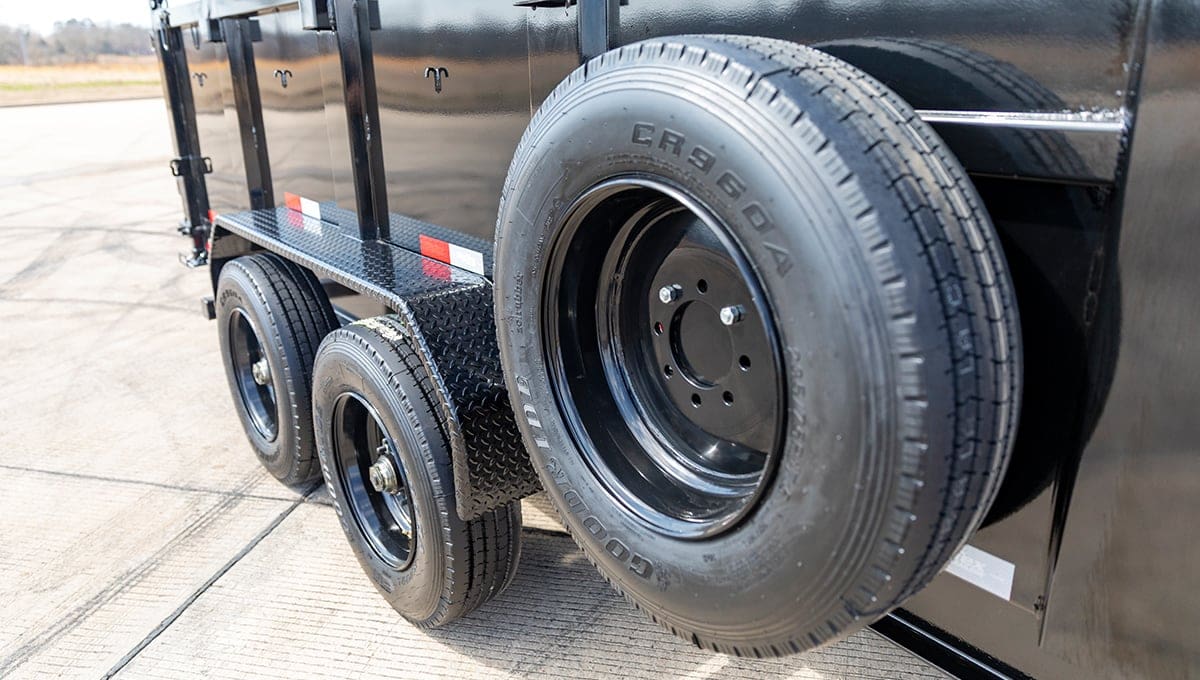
494, 35, 1021, 655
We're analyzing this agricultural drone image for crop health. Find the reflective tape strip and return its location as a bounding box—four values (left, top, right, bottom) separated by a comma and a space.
299, 196, 321, 220
283, 192, 321, 220
447, 242, 485, 275
419, 234, 450, 263
419, 234, 484, 275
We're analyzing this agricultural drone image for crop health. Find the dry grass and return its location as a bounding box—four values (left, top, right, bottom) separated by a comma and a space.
0, 56, 161, 107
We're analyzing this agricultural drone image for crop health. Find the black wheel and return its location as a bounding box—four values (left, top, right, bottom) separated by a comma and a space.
494, 35, 1021, 655
313, 316, 521, 627
216, 253, 339, 486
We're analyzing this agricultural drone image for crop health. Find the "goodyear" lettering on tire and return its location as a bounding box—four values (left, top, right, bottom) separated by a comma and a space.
515, 375, 654, 580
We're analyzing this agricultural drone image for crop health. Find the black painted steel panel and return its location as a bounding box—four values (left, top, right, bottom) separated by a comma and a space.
371, 0, 531, 241
615, 0, 1135, 114
254, 9, 339, 209
211, 207, 540, 518
1040, 3, 1200, 677
185, 34, 247, 216
318, 30, 357, 218
222, 16, 274, 210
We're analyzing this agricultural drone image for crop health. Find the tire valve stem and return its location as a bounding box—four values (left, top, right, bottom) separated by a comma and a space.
720, 305, 745, 326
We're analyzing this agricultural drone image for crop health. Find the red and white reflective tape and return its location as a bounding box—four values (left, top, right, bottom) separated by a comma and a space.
284, 192, 322, 220
419, 234, 485, 275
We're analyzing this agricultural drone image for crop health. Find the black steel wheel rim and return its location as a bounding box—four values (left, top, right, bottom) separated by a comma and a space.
228, 309, 278, 441
331, 392, 416, 569
543, 177, 785, 539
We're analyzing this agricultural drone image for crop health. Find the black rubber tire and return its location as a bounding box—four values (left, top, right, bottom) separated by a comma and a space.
216, 253, 339, 486
312, 316, 521, 627
816, 37, 1111, 525
494, 35, 1021, 655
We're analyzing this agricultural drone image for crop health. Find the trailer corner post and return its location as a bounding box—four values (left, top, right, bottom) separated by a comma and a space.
333, 0, 390, 242
222, 16, 273, 212
157, 13, 211, 264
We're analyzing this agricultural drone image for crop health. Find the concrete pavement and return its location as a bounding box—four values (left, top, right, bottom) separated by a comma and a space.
0, 98, 944, 679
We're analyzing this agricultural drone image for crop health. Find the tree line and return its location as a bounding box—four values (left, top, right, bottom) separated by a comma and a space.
0, 20, 153, 65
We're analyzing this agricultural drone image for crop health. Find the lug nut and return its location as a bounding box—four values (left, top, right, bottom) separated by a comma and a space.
368, 456, 399, 494
719, 305, 745, 326
658, 284, 682, 304
251, 358, 271, 386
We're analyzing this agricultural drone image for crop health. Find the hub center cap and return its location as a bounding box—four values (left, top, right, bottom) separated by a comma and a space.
671, 300, 733, 386
368, 455, 399, 494
251, 358, 271, 386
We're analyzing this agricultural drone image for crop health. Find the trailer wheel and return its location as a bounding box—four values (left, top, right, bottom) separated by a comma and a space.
493, 35, 1021, 655
216, 253, 339, 486
312, 316, 521, 627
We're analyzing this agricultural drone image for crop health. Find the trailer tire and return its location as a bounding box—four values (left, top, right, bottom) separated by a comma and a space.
494, 35, 1021, 655
216, 253, 339, 486
815, 37, 1109, 526
312, 316, 521, 627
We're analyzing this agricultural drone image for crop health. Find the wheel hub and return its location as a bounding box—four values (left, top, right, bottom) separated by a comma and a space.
644, 214, 778, 447
251, 358, 272, 386
368, 449, 400, 494
331, 393, 416, 569
544, 178, 784, 538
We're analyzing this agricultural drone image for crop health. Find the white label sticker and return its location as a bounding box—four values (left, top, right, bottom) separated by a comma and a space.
945, 544, 1015, 601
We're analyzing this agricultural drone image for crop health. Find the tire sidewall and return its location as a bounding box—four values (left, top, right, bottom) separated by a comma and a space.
216, 261, 296, 477
312, 328, 447, 623
496, 70, 905, 637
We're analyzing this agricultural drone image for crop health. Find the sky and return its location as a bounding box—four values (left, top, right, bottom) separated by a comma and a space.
5, 0, 153, 35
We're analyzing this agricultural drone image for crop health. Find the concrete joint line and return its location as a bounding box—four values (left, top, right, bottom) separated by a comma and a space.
102, 481, 322, 679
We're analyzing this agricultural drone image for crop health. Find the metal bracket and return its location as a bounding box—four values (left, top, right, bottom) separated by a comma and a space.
514, 0, 576, 7
201, 18, 224, 43
201, 296, 216, 320
180, 247, 210, 268
170, 156, 214, 177
299, 0, 333, 30
156, 11, 171, 51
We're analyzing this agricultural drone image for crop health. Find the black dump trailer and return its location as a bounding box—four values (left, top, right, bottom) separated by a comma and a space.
154, 0, 1200, 677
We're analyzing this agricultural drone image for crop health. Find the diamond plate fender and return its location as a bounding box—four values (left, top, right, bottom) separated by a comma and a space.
210, 206, 541, 518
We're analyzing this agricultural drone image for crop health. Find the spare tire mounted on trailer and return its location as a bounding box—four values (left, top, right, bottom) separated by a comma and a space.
493, 35, 1022, 655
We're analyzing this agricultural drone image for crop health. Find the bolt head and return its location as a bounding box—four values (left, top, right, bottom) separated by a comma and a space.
658, 285, 681, 304
719, 305, 745, 326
